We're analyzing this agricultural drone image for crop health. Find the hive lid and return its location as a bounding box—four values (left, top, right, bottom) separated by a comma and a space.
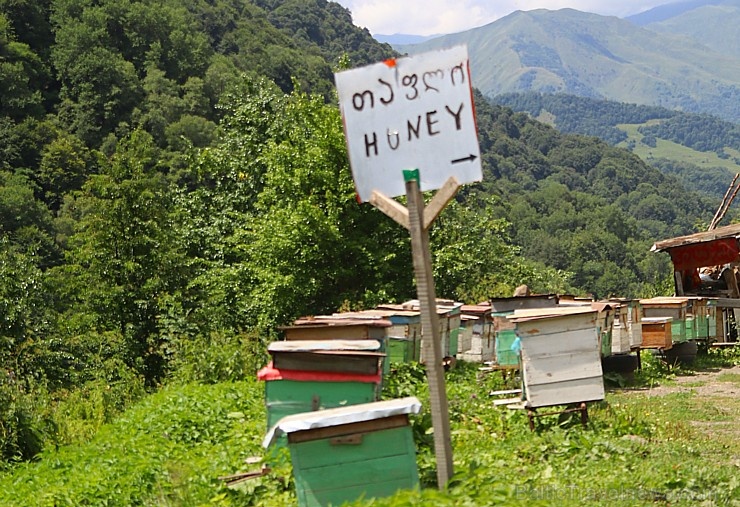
267, 340, 381, 353
262, 396, 422, 448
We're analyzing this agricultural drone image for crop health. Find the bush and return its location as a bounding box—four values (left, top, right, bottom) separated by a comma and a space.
0, 374, 54, 465
167, 330, 269, 384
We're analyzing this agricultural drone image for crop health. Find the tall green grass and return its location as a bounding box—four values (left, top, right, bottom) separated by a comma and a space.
1, 351, 738, 506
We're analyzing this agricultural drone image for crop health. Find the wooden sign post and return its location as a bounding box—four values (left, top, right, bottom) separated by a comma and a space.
335, 45, 482, 489
371, 170, 459, 486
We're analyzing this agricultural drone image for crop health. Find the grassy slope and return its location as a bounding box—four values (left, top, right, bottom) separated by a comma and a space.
1, 352, 739, 506
617, 122, 740, 172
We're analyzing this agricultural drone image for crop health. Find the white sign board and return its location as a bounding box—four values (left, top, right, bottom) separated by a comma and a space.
335, 45, 482, 202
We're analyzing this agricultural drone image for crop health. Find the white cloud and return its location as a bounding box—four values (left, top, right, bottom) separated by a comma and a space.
336, 0, 672, 35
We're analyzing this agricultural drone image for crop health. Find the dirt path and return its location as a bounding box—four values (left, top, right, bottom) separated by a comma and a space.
620, 362, 740, 448
637, 363, 740, 398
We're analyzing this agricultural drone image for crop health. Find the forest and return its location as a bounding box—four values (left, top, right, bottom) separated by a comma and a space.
0, 0, 725, 471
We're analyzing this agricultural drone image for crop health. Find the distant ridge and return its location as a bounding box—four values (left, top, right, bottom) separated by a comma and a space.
374, 33, 440, 45
627, 0, 740, 25
392, 8, 740, 123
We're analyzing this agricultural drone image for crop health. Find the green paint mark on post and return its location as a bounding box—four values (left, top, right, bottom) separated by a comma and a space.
403, 169, 419, 182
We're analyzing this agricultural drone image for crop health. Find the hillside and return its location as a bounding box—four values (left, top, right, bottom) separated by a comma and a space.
393, 8, 740, 123
492, 92, 740, 200
0, 355, 738, 505
0, 0, 727, 491
644, 1, 740, 59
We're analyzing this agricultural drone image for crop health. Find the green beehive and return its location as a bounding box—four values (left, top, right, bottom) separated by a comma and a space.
258, 340, 384, 429
685, 316, 696, 341
263, 397, 422, 507
706, 298, 719, 341
495, 329, 520, 367
388, 337, 413, 363
263, 379, 379, 429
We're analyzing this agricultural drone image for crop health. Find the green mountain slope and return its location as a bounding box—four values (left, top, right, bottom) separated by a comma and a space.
493, 92, 740, 200
394, 8, 740, 123
645, 1, 740, 59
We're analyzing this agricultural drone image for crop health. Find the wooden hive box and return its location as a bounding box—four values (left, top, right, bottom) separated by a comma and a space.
371, 306, 423, 363
591, 302, 614, 358
640, 297, 688, 343
608, 302, 631, 355
458, 315, 478, 355
495, 328, 520, 367
641, 317, 673, 349
457, 304, 494, 362
257, 358, 382, 430
508, 307, 605, 409
398, 299, 463, 362
705, 298, 719, 342
628, 300, 644, 349
687, 297, 709, 341
267, 340, 384, 376
282, 317, 391, 342
263, 397, 422, 507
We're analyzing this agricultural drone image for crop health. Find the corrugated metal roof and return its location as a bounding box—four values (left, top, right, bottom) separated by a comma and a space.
651, 223, 740, 252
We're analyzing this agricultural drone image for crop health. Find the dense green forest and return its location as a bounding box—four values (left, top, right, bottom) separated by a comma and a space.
0, 0, 721, 474
493, 91, 740, 200
637, 113, 740, 156
494, 92, 678, 145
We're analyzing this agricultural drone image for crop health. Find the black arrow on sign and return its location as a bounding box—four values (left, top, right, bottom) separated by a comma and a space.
451, 154, 477, 164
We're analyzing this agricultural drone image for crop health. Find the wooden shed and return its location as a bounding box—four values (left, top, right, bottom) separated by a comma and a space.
651, 223, 740, 343
262, 397, 422, 507
508, 307, 605, 409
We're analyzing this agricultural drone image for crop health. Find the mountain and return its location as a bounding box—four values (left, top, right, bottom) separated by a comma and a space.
393, 8, 740, 123
493, 91, 740, 201
642, 0, 740, 58
626, 0, 740, 25
374, 33, 440, 45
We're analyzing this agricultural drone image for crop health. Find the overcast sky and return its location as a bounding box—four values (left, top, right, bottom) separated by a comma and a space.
334, 0, 674, 35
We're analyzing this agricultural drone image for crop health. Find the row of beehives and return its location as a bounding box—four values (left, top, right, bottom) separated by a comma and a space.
489, 294, 725, 366
254, 295, 720, 507
256, 300, 448, 507
255, 297, 521, 507
489, 294, 726, 411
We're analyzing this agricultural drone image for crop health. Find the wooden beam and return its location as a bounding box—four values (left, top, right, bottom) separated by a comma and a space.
674, 271, 684, 296
423, 176, 460, 230
370, 190, 409, 230
405, 176, 453, 489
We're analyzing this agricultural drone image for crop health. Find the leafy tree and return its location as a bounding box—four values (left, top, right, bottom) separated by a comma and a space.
62, 130, 184, 384
38, 131, 101, 211
0, 13, 47, 121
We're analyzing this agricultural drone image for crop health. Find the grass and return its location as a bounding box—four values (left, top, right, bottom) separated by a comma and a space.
716, 372, 740, 385
616, 123, 740, 172
0, 349, 739, 506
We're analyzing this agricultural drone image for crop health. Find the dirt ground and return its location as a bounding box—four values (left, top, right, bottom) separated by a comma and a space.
637, 363, 740, 398
621, 362, 740, 447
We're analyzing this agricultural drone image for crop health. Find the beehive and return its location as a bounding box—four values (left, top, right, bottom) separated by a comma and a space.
508, 307, 605, 409
641, 297, 688, 344
259, 340, 384, 430
458, 304, 494, 362
641, 317, 673, 349
263, 397, 422, 507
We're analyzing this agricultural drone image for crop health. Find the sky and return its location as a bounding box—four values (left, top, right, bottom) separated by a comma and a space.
334, 0, 673, 36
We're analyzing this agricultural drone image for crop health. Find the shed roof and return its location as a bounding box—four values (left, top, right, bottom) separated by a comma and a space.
651, 223, 740, 252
